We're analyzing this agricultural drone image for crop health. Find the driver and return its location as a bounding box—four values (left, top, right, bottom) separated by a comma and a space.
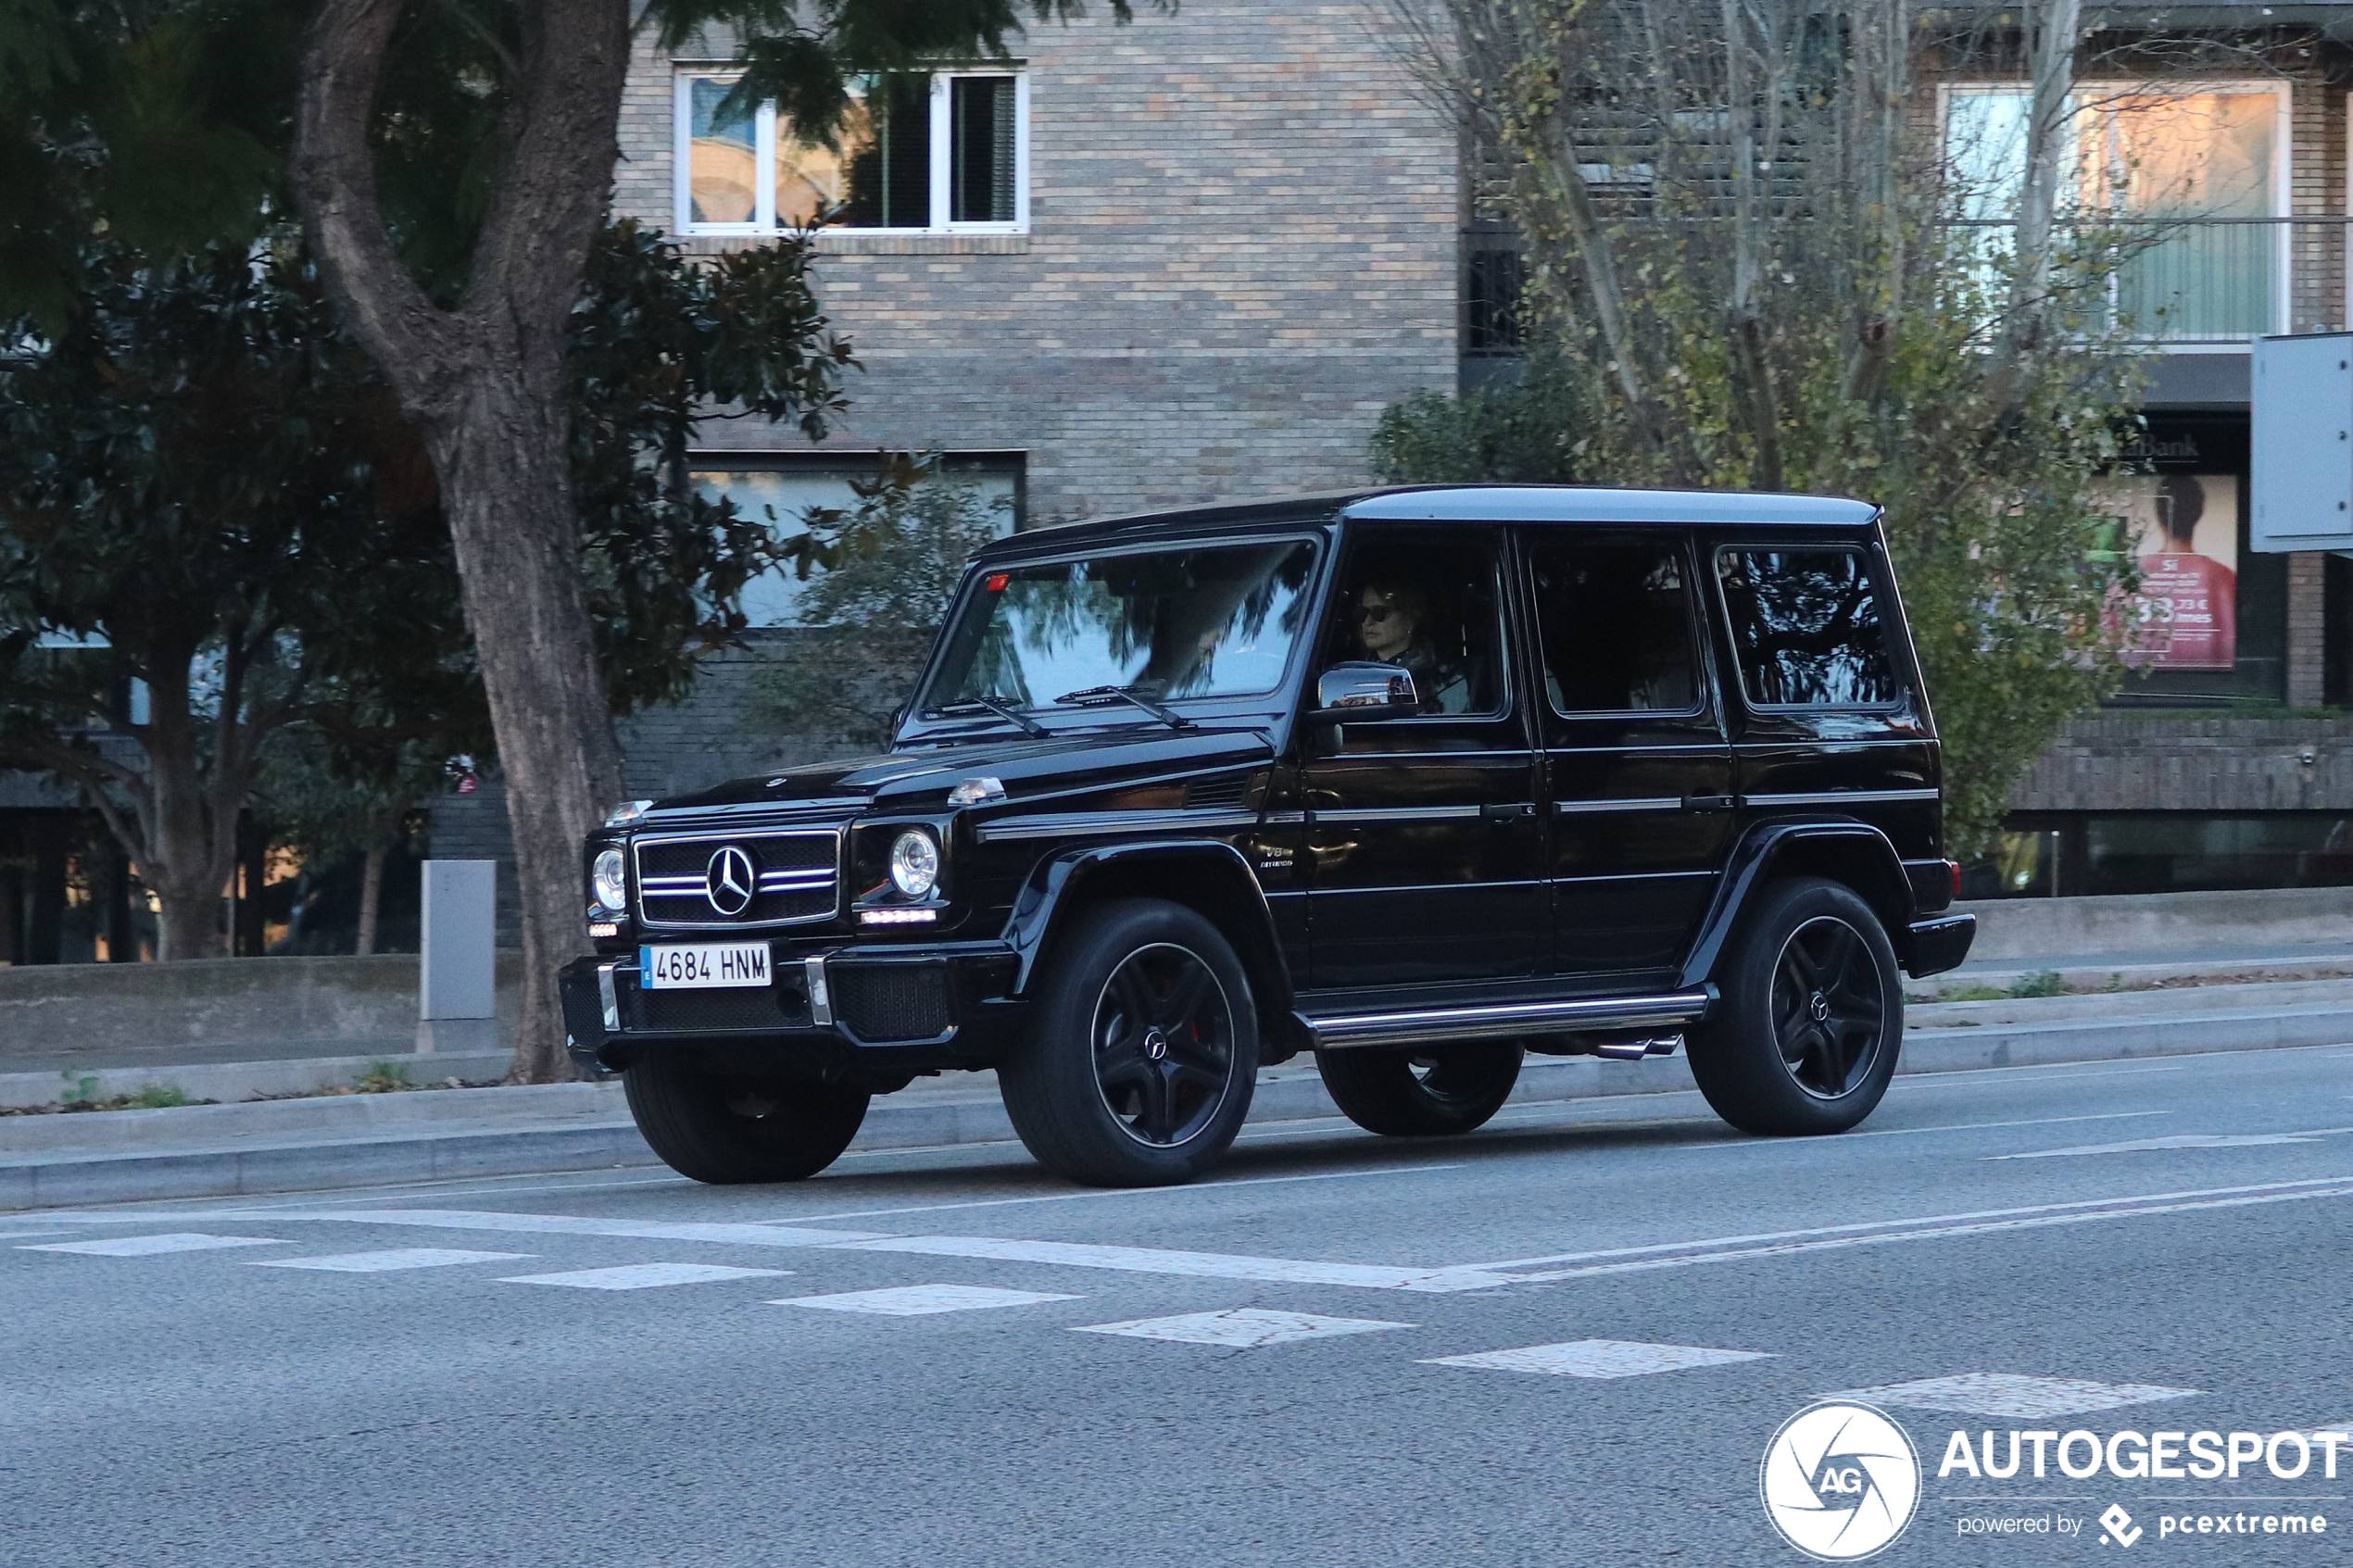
1352, 581, 1470, 714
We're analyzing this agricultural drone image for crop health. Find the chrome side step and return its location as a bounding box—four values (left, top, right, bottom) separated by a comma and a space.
1300, 989, 1714, 1051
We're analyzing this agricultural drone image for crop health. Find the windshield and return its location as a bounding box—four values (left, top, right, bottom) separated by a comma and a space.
922, 540, 1320, 715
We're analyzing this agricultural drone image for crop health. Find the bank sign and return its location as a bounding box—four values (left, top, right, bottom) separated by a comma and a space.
1759, 1401, 2343, 1559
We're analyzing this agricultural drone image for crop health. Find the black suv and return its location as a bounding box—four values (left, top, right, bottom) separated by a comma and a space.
560, 485, 1975, 1186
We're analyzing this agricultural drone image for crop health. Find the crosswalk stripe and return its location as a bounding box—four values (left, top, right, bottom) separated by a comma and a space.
1823, 1374, 2200, 1417
250, 1248, 532, 1273
1422, 1339, 1771, 1378
500, 1262, 791, 1290
827, 1235, 1516, 1292
777, 1284, 1080, 1315
1075, 1309, 1414, 1347
19, 1234, 287, 1257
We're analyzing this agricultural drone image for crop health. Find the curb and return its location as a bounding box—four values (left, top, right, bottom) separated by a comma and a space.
0, 1052, 514, 1111
7, 1004, 2351, 1212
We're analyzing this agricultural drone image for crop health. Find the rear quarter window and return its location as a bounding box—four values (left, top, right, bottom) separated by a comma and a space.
1715, 547, 1900, 708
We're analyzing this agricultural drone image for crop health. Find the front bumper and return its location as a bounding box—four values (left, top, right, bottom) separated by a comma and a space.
560, 940, 1026, 1077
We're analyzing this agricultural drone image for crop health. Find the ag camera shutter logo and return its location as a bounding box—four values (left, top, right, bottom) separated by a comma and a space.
1760, 1401, 1921, 1560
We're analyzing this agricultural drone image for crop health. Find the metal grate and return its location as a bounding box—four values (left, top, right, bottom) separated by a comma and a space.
634, 830, 838, 929
830, 965, 953, 1042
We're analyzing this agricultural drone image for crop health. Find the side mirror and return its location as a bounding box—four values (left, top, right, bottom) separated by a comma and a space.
1315, 661, 1420, 721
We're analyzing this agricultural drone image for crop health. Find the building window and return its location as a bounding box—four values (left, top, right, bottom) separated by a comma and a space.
1942, 82, 2290, 341
676, 69, 1027, 236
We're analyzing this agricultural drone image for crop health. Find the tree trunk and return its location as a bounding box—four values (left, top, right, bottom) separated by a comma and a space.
357, 844, 386, 957
291, 0, 634, 1081
424, 388, 624, 1078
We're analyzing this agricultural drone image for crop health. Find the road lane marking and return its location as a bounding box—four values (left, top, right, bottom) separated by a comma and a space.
824, 1234, 1520, 1293
1827, 1374, 2199, 1417
1483, 1184, 2353, 1284
500, 1262, 789, 1290
250, 1248, 532, 1273
280, 1210, 890, 1248
1848, 1111, 2172, 1138
18, 1234, 286, 1257
777, 1285, 1079, 1316
1423, 1339, 1769, 1378
1456, 1173, 2353, 1273
1075, 1309, 1413, 1347
1987, 1126, 2353, 1160
772, 1162, 1467, 1224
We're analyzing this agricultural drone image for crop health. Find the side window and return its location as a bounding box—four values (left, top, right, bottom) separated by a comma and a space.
1716, 547, 1900, 708
1324, 530, 1508, 717
1527, 538, 1699, 714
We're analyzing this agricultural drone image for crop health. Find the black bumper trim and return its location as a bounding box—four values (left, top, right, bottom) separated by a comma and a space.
1902, 913, 1976, 979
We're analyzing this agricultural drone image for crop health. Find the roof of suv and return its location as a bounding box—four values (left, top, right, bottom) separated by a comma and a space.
975, 483, 1880, 559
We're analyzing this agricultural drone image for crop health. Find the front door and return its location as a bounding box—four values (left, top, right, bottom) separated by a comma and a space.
1302, 525, 1544, 989
1522, 530, 1737, 980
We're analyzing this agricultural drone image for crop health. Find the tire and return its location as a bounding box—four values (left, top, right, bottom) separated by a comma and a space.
1687, 876, 1903, 1135
1315, 1042, 1523, 1136
1000, 897, 1259, 1186
623, 1054, 870, 1184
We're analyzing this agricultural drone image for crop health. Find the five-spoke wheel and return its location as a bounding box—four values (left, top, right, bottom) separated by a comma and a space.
1688, 877, 1901, 1135
1000, 898, 1259, 1185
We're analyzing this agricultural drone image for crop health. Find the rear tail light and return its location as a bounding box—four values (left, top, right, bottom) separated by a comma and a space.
1947, 860, 1963, 899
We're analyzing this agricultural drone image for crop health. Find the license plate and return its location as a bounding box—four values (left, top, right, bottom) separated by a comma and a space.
640, 943, 773, 989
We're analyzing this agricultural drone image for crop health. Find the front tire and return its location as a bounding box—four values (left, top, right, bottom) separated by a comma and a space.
1000, 898, 1258, 1186
1315, 1042, 1523, 1136
1687, 877, 1902, 1135
624, 1054, 869, 1184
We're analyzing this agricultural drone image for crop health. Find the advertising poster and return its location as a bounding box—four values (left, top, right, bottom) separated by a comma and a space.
2107, 472, 2239, 670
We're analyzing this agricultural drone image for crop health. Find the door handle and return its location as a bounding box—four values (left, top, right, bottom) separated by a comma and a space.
1480, 802, 1538, 822
1682, 794, 1740, 812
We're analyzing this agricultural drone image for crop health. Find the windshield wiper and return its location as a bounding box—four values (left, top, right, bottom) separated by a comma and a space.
1051, 684, 1196, 731
927, 695, 1048, 738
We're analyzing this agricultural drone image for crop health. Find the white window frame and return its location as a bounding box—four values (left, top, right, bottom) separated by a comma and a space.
1936, 79, 2293, 345
674, 69, 1030, 238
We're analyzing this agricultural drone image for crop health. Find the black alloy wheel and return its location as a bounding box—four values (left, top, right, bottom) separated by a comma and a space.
1315, 1041, 1523, 1136
1000, 897, 1259, 1185
1687, 876, 1902, 1136
1770, 916, 1889, 1098
1090, 943, 1239, 1148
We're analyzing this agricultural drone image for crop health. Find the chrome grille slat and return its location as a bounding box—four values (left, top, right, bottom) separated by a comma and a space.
631, 827, 843, 931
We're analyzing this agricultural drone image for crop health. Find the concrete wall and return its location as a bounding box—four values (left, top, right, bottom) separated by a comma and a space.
0, 951, 522, 1074
613, 2, 1460, 521
1960, 884, 2353, 961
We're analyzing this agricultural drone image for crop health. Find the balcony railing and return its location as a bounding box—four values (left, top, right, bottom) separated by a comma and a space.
1464, 217, 2353, 351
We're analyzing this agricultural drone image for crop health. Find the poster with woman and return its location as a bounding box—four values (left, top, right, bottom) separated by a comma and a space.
2107, 473, 2239, 670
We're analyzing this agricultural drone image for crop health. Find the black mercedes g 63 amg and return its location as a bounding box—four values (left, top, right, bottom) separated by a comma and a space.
560, 484, 1975, 1187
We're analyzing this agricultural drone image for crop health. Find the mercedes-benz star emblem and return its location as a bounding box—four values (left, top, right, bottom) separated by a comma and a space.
705, 846, 757, 917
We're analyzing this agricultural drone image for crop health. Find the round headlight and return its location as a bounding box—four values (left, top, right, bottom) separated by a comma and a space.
591, 847, 627, 913
888, 829, 940, 898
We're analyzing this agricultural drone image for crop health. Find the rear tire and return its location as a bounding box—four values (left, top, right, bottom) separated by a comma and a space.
1687, 877, 1901, 1135
1315, 1042, 1523, 1136
1000, 898, 1258, 1186
624, 1054, 869, 1184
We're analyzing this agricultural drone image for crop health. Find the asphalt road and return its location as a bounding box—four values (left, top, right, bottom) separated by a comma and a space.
5, 1042, 2350, 1567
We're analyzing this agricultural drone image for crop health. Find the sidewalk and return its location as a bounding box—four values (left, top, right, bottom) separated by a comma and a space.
9, 974, 2353, 1211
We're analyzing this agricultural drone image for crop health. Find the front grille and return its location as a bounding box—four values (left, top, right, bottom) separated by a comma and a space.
633, 985, 811, 1033
634, 830, 838, 928
831, 964, 953, 1042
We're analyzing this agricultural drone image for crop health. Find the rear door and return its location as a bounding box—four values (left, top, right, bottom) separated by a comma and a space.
1709, 536, 1941, 863
1302, 524, 1545, 988
1523, 529, 1738, 979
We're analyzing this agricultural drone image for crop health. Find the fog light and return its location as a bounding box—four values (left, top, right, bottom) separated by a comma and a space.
888, 829, 939, 898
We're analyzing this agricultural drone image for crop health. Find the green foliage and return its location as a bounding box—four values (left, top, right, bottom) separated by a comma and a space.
2007, 969, 2067, 999
1371, 357, 1585, 486
355, 1060, 412, 1094
750, 456, 1009, 755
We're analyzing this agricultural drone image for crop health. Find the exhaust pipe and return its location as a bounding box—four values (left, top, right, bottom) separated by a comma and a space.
1592, 1035, 1682, 1061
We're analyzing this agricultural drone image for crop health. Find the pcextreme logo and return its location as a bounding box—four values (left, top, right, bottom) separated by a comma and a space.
1761, 1401, 1923, 1561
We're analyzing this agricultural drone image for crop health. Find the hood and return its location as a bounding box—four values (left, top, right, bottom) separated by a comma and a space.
651, 725, 1277, 815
